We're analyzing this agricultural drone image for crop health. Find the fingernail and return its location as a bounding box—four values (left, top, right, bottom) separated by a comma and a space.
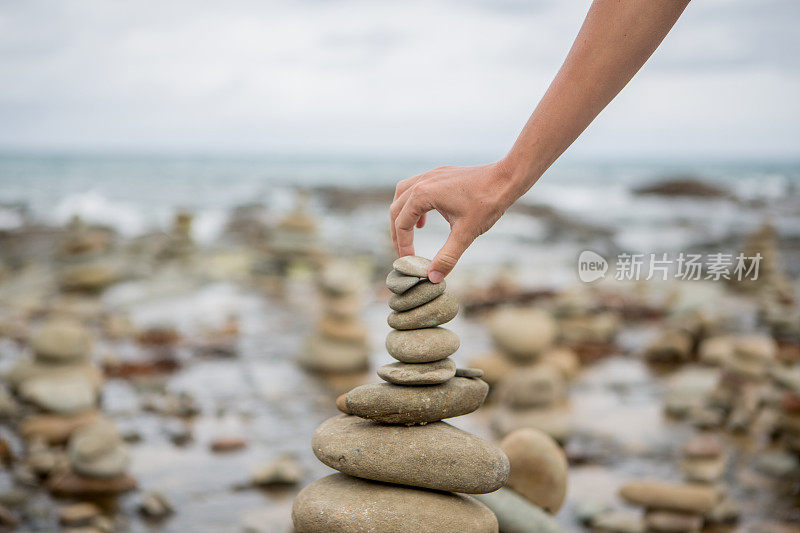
428, 270, 444, 283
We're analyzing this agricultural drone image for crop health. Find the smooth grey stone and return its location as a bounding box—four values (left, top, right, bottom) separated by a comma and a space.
312, 415, 509, 494
389, 280, 446, 311
292, 474, 498, 533
473, 487, 564, 533
386, 327, 460, 363
392, 255, 431, 277
388, 293, 458, 330
32, 318, 91, 363
68, 419, 130, 478
386, 269, 421, 294
19, 375, 97, 415
456, 367, 484, 378
497, 365, 564, 409
377, 358, 456, 385
345, 377, 488, 424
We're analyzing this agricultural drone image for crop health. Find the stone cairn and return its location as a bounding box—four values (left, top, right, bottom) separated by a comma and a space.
292, 256, 509, 532
469, 307, 575, 442
157, 210, 195, 263
58, 216, 118, 294
9, 318, 104, 439
3, 318, 136, 499
298, 260, 370, 376
268, 191, 323, 274
48, 416, 136, 497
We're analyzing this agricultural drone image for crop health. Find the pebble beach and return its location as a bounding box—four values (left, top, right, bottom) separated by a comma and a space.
0, 155, 799, 532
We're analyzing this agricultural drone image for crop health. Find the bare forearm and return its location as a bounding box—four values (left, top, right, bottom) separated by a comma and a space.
390, 0, 690, 280
501, 0, 690, 199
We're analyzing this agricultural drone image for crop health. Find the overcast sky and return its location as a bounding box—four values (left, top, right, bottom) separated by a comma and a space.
0, 0, 798, 159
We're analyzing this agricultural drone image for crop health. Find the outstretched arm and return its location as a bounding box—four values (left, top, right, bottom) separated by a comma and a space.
390, 0, 691, 282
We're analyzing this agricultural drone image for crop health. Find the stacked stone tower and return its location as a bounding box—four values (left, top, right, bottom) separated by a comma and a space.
298, 260, 370, 375
292, 256, 509, 532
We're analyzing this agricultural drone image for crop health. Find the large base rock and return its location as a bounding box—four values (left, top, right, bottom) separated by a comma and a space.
312, 415, 508, 494
292, 473, 498, 533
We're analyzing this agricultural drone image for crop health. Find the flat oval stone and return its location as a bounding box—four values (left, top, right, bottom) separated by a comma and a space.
312, 415, 509, 493
392, 255, 431, 277
377, 358, 456, 385
388, 293, 458, 330
386, 327, 460, 363
389, 280, 446, 311
292, 473, 499, 533
345, 377, 488, 424
456, 367, 484, 378
619, 481, 720, 514
32, 318, 91, 363
386, 269, 421, 294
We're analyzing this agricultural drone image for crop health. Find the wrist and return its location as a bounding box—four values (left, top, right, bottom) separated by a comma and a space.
494, 152, 542, 205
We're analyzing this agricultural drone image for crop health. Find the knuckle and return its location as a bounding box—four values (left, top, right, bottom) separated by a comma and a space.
436, 252, 459, 269
412, 182, 433, 199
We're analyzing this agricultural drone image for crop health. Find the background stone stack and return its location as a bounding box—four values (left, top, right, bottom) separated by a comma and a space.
492, 363, 572, 443
680, 433, 726, 484
679, 433, 741, 527
471, 308, 573, 442
268, 191, 323, 274
772, 371, 800, 457
550, 290, 620, 365
699, 334, 777, 432
47, 417, 137, 497
298, 260, 370, 376
156, 210, 195, 263
57, 216, 118, 294
8, 318, 103, 428
292, 256, 509, 532
469, 307, 560, 389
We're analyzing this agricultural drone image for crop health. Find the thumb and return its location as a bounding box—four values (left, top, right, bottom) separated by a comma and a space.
428, 224, 472, 283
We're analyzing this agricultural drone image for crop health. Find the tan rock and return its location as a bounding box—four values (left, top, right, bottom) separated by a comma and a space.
487, 308, 557, 361
491, 405, 573, 443
312, 415, 509, 494
500, 428, 568, 513
388, 294, 458, 330
469, 352, 516, 387
497, 364, 564, 409
541, 346, 580, 379
392, 255, 431, 278
385, 327, 460, 363
292, 474, 498, 533
318, 317, 368, 344
389, 280, 446, 312
645, 510, 702, 532
619, 481, 719, 514
32, 318, 91, 363
20, 411, 101, 444
47, 472, 137, 497
377, 358, 456, 385
345, 377, 488, 424
298, 335, 369, 374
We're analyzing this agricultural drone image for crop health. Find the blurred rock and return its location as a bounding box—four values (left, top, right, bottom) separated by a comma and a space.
138, 491, 174, 520
251, 454, 304, 486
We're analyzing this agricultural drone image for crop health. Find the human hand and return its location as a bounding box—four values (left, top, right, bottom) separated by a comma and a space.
390, 161, 517, 283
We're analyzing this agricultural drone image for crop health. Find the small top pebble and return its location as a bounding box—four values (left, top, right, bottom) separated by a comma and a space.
386, 270, 421, 294
392, 256, 431, 278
